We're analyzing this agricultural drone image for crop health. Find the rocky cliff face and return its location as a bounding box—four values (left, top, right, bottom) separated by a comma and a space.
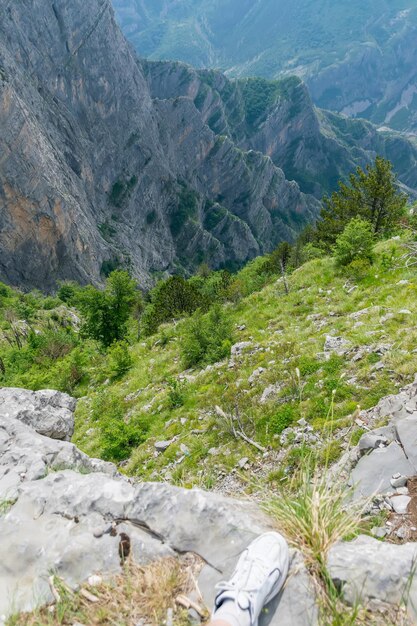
144, 61, 417, 198
2, 1, 417, 292
0, 0, 317, 291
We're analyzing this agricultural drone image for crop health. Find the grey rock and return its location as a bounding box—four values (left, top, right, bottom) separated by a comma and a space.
0, 385, 319, 624
328, 536, 417, 621
389, 495, 411, 514
248, 367, 266, 384
396, 416, 417, 472
390, 474, 408, 489
260, 383, 283, 404
324, 336, 350, 356
371, 361, 385, 372
396, 527, 408, 540
0, 0, 318, 290
231, 342, 253, 358
0, 387, 75, 440
154, 439, 174, 452
358, 432, 388, 455
349, 442, 414, 499
371, 527, 388, 539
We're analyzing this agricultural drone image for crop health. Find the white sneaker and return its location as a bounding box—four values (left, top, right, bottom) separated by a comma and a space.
212, 531, 290, 626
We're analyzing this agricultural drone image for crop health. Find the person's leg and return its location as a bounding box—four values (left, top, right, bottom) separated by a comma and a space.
207, 532, 290, 626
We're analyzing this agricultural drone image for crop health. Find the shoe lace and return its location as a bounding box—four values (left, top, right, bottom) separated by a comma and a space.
216, 555, 273, 604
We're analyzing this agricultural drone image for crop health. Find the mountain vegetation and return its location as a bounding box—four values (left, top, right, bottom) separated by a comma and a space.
1, 159, 416, 485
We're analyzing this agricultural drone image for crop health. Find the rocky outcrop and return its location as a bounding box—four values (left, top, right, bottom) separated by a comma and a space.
4, 383, 417, 622
328, 536, 417, 621
0, 388, 76, 441
0, 0, 317, 291
328, 377, 417, 501
0, 387, 319, 624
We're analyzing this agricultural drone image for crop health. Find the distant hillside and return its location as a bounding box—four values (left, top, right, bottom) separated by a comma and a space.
113, 0, 417, 133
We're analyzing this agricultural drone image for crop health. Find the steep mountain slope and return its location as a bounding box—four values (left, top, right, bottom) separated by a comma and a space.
144, 61, 417, 197
114, 0, 417, 133
0, 0, 316, 291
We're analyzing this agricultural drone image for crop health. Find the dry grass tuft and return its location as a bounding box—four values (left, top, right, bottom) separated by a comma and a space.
8, 556, 208, 626
264, 470, 365, 571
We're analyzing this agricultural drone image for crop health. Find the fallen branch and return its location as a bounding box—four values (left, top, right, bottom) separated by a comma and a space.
235, 429, 266, 453
176, 594, 206, 618
214, 405, 266, 452
79, 588, 100, 603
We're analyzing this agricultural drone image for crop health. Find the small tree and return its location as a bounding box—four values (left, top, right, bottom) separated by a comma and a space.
334, 218, 375, 267
77, 270, 137, 347
181, 304, 233, 368
141, 275, 202, 336
315, 157, 407, 245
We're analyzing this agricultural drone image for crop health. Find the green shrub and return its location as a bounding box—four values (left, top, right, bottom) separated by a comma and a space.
268, 405, 296, 435
107, 340, 133, 379
77, 270, 137, 347
315, 156, 408, 245
181, 304, 233, 368
334, 218, 374, 267
344, 258, 372, 280
142, 275, 202, 336
167, 377, 186, 408
91, 391, 148, 461
54, 348, 86, 394
301, 243, 326, 262
57, 282, 79, 306
28, 328, 77, 361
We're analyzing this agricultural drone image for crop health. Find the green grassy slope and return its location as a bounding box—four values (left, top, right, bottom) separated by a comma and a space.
1, 235, 417, 491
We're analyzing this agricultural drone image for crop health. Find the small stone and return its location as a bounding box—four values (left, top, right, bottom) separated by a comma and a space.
371, 527, 388, 539
248, 367, 266, 384
87, 575, 102, 587
372, 361, 385, 371
237, 324, 246, 331
389, 495, 411, 514
93, 528, 104, 538
396, 487, 409, 496
324, 335, 350, 355
180, 418, 187, 426
208, 447, 219, 456
358, 433, 388, 454
238, 457, 250, 469
399, 309, 412, 315
297, 418, 308, 428
154, 439, 174, 453
395, 527, 407, 540
390, 475, 408, 488
180, 443, 190, 455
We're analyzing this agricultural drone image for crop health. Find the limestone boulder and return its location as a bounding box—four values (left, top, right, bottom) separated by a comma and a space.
0, 387, 76, 440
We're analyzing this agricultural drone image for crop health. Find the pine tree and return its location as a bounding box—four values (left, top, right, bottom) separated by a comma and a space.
315, 157, 407, 245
